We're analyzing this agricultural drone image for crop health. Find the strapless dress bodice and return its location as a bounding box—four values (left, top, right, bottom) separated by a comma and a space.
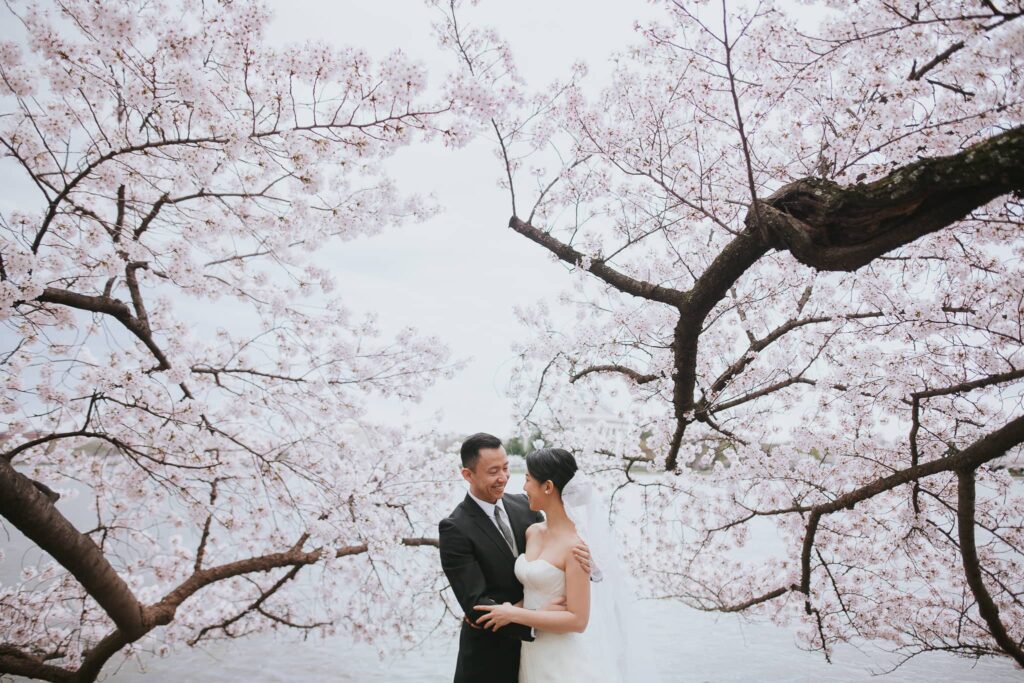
515, 555, 566, 610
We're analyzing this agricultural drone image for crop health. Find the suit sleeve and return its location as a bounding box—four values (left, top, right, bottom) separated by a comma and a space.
439, 517, 534, 642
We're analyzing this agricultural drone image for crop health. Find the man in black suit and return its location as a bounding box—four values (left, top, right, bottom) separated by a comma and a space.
439, 433, 589, 683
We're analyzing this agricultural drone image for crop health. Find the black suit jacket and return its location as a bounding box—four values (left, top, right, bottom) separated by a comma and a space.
439, 493, 544, 683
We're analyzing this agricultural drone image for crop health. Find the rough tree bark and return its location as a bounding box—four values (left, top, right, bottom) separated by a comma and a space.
0, 458, 147, 639
751, 125, 1024, 271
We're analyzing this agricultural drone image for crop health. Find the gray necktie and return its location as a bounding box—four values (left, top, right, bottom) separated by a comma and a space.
493, 506, 516, 554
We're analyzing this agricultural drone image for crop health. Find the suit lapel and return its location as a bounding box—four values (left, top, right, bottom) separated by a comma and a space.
462, 494, 516, 559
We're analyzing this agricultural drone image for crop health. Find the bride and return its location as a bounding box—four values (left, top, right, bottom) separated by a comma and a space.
473, 447, 660, 683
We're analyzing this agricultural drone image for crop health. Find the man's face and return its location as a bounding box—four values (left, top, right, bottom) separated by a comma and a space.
461, 446, 510, 503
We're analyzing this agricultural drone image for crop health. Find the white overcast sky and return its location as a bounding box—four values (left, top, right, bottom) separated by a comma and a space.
264, 0, 664, 438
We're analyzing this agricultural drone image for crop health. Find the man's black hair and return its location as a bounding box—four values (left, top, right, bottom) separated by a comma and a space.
460, 432, 503, 470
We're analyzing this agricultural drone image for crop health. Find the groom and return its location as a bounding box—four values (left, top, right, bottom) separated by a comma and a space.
439, 433, 590, 683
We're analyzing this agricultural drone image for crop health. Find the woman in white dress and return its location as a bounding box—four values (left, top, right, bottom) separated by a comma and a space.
474, 448, 660, 683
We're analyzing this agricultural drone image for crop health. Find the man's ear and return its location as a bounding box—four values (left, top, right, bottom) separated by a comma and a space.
460, 467, 473, 484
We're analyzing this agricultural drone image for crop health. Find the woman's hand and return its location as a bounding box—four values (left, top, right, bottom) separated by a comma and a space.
474, 602, 516, 631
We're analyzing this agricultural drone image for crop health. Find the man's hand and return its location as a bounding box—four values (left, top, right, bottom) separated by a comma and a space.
572, 538, 592, 575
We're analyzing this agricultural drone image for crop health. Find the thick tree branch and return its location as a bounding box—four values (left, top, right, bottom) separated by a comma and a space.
508, 216, 688, 307
797, 413, 1024, 595
0, 535, 438, 682
687, 225, 771, 319
909, 367, 1024, 510
0, 648, 72, 683
524, 128, 1023, 473
752, 125, 1024, 271
908, 40, 966, 81
31, 287, 170, 370
957, 468, 1024, 667
665, 318, 696, 471
0, 458, 146, 639
708, 586, 790, 613
664, 226, 774, 469
700, 413, 1024, 617
513, 126, 1023, 476
570, 364, 661, 384
914, 367, 1024, 400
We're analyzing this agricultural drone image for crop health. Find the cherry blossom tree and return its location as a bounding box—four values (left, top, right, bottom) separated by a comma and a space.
440, 0, 1024, 670
0, 1, 478, 680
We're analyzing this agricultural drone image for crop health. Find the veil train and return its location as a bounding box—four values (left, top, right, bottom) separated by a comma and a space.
561, 473, 664, 682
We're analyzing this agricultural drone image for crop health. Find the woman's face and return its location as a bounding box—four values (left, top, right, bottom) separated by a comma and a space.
523, 470, 551, 511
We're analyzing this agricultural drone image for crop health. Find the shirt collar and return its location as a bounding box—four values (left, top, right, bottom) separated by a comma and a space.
468, 490, 507, 518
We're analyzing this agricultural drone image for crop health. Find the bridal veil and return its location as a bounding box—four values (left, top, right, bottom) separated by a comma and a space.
561, 473, 664, 682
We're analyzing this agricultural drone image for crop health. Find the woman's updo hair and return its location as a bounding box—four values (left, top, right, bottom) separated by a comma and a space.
525, 447, 578, 494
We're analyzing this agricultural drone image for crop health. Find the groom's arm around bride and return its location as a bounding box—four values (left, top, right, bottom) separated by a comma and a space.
439, 515, 535, 642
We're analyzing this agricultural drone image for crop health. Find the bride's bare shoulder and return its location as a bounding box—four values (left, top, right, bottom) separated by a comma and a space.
526, 521, 546, 538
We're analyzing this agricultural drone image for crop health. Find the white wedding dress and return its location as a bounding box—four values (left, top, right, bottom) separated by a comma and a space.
514, 555, 618, 683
